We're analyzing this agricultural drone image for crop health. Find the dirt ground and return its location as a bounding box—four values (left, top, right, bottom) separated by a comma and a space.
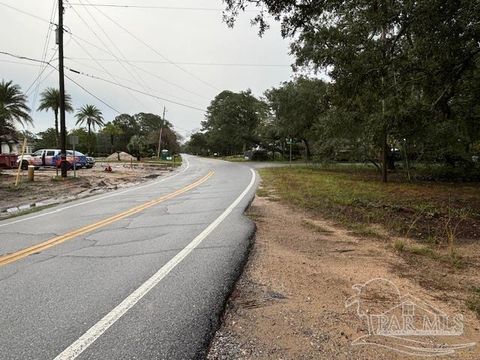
0, 162, 176, 219
207, 195, 480, 359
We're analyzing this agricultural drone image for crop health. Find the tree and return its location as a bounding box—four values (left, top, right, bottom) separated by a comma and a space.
35, 128, 57, 150
68, 128, 90, 154
184, 132, 209, 156
224, 0, 480, 181
134, 112, 181, 156
37, 87, 73, 147
127, 135, 145, 159
265, 77, 329, 160
75, 104, 104, 154
202, 90, 267, 155
112, 114, 140, 152
0, 80, 32, 137
102, 122, 123, 154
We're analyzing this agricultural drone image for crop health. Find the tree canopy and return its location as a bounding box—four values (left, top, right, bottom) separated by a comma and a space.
0, 80, 32, 137
37, 87, 73, 147
220, 0, 480, 181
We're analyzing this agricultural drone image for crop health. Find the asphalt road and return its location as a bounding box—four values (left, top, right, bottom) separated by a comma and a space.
0, 155, 258, 359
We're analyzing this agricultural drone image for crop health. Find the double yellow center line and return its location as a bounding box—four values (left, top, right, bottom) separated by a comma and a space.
0, 171, 214, 267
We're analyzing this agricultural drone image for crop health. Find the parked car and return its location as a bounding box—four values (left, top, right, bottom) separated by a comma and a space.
66, 150, 88, 169
85, 156, 95, 169
16, 149, 87, 170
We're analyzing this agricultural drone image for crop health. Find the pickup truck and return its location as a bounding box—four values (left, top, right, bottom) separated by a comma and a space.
17, 149, 87, 170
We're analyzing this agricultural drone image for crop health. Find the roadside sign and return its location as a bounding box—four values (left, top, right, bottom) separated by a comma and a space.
69, 135, 79, 145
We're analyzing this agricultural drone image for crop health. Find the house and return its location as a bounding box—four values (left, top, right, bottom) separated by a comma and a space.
0, 135, 19, 154
0, 135, 34, 154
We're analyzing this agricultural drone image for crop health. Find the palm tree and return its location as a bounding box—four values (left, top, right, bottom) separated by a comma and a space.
0, 80, 32, 136
37, 87, 73, 147
75, 104, 104, 154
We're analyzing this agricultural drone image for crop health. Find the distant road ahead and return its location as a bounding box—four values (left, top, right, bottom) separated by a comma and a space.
0, 155, 257, 359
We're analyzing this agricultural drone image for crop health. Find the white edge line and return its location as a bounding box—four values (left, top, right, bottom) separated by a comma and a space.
0, 156, 190, 228
54, 168, 256, 360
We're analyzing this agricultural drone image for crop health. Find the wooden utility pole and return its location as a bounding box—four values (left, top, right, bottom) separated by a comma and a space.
58, 0, 68, 177
157, 106, 166, 159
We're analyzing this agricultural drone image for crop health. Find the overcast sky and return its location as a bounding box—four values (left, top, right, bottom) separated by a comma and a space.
0, 0, 297, 139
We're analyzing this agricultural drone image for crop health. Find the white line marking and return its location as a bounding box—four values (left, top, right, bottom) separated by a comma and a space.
0, 157, 190, 228
54, 168, 256, 360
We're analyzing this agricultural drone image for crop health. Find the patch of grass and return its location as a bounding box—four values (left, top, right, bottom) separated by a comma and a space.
143, 156, 182, 166
466, 286, 480, 318
394, 239, 406, 252
256, 187, 270, 197
258, 166, 480, 243
349, 224, 388, 239
408, 245, 438, 259
302, 219, 333, 234
441, 250, 466, 269
221, 155, 248, 162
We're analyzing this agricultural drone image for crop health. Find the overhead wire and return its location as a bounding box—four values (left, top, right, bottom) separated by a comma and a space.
66, 4, 231, 11
64, 34, 211, 101
64, 0, 150, 110
65, 57, 292, 67
31, 0, 58, 109
0, 2, 55, 25
65, 57, 206, 107
78, 0, 149, 89
83, 3, 221, 93
1, 50, 206, 112
66, 66, 207, 112
0, 50, 121, 114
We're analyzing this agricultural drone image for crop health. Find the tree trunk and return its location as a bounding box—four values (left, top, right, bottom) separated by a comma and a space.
382, 131, 388, 183
88, 123, 91, 155
303, 139, 311, 161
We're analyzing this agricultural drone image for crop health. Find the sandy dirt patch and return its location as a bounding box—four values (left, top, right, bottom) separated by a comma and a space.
0, 162, 176, 218
208, 196, 480, 359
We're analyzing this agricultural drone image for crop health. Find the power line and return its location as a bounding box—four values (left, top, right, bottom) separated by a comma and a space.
86, 3, 221, 93
0, 59, 43, 67
64, 73, 121, 114
0, 50, 121, 114
31, 0, 58, 109
66, 57, 292, 67
66, 0, 151, 109
0, 2, 55, 25
0, 51, 52, 65
26, 50, 58, 95
67, 66, 207, 112
65, 57, 207, 107
67, 3, 234, 11
65, 36, 212, 101
25, 50, 58, 95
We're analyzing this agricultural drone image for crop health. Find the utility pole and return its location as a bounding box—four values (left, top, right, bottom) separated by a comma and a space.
157, 106, 166, 159
57, 0, 68, 177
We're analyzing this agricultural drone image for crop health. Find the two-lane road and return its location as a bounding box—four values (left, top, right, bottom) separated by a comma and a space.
0, 155, 258, 359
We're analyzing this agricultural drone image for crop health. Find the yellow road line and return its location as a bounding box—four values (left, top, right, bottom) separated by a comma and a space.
0, 171, 214, 267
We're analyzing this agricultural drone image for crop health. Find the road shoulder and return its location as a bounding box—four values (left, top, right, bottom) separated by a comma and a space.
207, 195, 480, 359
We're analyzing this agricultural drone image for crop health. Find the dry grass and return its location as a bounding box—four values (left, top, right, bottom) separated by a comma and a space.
258, 167, 480, 244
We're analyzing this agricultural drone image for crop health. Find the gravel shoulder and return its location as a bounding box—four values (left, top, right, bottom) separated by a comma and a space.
207, 195, 480, 359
